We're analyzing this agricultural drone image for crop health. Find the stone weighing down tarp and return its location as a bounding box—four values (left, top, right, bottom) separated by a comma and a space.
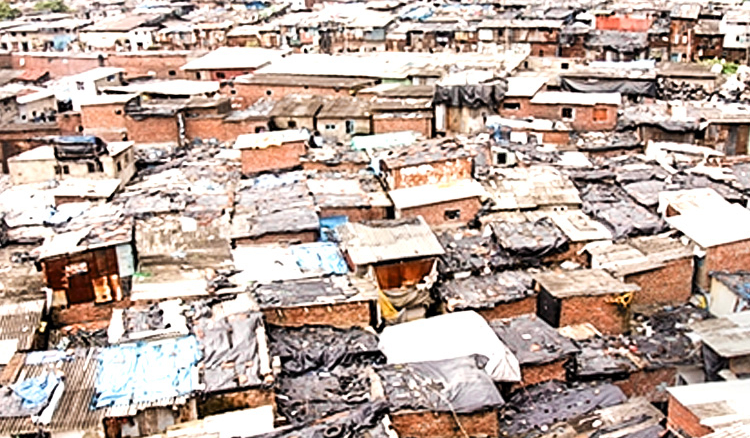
378, 356, 504, 413
378, 311, 521, 382
92, 336, 202, 408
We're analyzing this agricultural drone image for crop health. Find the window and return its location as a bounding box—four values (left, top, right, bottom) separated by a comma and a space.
62, 165, 69, 175
325, 124, 336, 130
96, 161, 104, 172
503, 102, 520, 110
496, 152, 508, 164
216, 72, 226, 79
561, 62, 569, 70
195, 72, 202, 80
116, 162, 122, 172
288, 120, 297, 128
77, 125, 84, 133
265, 90, 273, 96
255, 126, 266, 133
230, 89, 237, 95
87, 162, 96, 173
54, 165, 62, 175
115, 109, 122, 115
538, 50, 544, 56
76, 81, 85, 91
168, 70, 176, 76
345, 120, 355, 134
124, 153, 129, 164
444, 209, 461, 220
593, 107, 607, 122
107, 75, 115, 82
561, 107, 574, 119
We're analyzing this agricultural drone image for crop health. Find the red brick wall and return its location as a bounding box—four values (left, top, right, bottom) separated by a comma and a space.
520, 358, 567, 387
615, 367, 676, 403
319, 206, 389, 222
398, 197, 481, 226
543, 131, 571, 144
12, 53, 102, 79
527, 103, 618, 131
390, 157, 473, 189
108, 52, 195, 79
262, 301, 373, 329
51, 298, 131, 328
704, 240, 750, 290
596, 15, 652, 32
373, 116, 432, 138
625, 257, 693, 306
198, 387, 275, 417
81, 103, 128, 131
229, 83, 352, 108
185, 116, 268, 143
58, 111, 83, 135
391, 410, 499, 438
126, 115, 180, 144
560, 295, 630, 335
667, 395, 714, 438
477, 295, 537, 321
240, 140, 306, 174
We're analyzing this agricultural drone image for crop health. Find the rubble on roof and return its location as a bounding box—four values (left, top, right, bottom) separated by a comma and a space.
436, 270, 535, 312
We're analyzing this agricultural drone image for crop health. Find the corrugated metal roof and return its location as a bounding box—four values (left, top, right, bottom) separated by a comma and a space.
338, 216, 445, 265
0, 299, 45, 352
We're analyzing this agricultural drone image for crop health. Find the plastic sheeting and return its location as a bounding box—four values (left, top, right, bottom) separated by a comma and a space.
434, 83, 507, 108
290, 243, 348, 275
437, 270, 535, 311
578, 183, 667, 239
378, 311, 521, 382
52, 136, 107, 161
561, 77, 656, 97
268, 326, 384, 376
258, 402, 391, 438
491, 315, 579, 365
501, 381, 627, 438
0, 373, 60, 418
378, 356, 504, 413
491, 218, 569, 259
93, 336, 202, 408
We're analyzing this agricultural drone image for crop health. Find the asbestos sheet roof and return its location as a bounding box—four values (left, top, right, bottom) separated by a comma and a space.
234, 129, 308, 150
388, 179, 485, 210
491, 314, 579, 365
181, 47, 290, 71
483, 166, 581, 210
666, 380, 750, 430
534, 269, 640, 298
666, 203, 750, 248
691, 311, 750, 358
337, 217, 445, 265
530, 91, 621, 106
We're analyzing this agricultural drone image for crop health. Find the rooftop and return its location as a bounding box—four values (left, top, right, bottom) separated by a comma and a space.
181, 47, 291, 71
534, 269, 641, 298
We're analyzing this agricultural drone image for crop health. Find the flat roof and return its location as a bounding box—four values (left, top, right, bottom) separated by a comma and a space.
181, 47, 290, 71
667, 380, 750, 430
388, 179, 486, 210
8, 145, 55, 161
531, 91, 622, 106
234, 129, 308, 150
691, 311, 750, 358
505, 76, 549, 97
64, 67, 125, 83
534, 269, 640, 298
665, 203, 750, 248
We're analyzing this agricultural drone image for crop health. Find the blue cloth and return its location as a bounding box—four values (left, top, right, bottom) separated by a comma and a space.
93, 336, 202, 408
291, 242, 348, 275
13, 373, 60, 409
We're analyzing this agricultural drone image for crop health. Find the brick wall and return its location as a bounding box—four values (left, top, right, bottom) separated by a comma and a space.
519, 358, 567, 387
126, 115, 180, 144
262, 301, 373, 329
542, 131, 571, 144
319, 206, 389, 222
667, 395, 714, 438
229, 83, 351, 108
0, 125, 60, 172
704, 240, 750, 290
526, 103, 618, 131
625, 257, 693, 306
108, 52, 196, 79
398, 197, 481, 226
51, 298, 131, 328
198, 387, 275, 417
185, 116, 267, 143
390, 410, 499, 438
373, 115, 432, 138
12, 53, 102, 79
240, 140, 306, 174
615, 367, 676, 403
390, 157, 473, 189
58, 111, 83, 135
559, 294, 630, 335
477, 295, 537, 321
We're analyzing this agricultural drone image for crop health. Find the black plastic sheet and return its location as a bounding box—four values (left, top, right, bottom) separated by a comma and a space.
255, 402, 391, 438
561, 77, 656, 97
434, 82, 507, 108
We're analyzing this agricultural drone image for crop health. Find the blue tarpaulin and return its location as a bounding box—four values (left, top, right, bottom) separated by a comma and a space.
319, 216, 348, 242
13, 373, 60, 409
291, 242, 348, 275
93, 336, 202, 409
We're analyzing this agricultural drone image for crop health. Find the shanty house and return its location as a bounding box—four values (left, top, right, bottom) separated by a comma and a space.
666, 379, 750, 437
234, 129, 308, 175
388, 179, 485, 226
337, 217, 445, 290
436, 270, 538, 320
374, 139, 474, 190
709, 271, 750, 316
691, 311, 750, 381
534, 269, 641, 334
528, 91, 621, 131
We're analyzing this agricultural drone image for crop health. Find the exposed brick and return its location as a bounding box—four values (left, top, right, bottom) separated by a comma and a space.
388, 158, 473, 190
390, 409, 499, 438
398, 197, 481, 227
262, 301, 373, 329
703, 240, 750, 290
624, 258, 693, 306
240, 140, 306, 174
51, 298, 132, 328
615, 367, 676, 403
667, 395, 714, 438
319, 206, 389, 222
559, 295, 630, 335
518, 358, 567, 388
373, 116, 432, 138
198, 387, 275, 418
477, 295, 538, 321
185, 116, 268, 143
229, 83, 355, 108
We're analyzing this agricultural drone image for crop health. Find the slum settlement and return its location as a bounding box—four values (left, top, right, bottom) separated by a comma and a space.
3, 0, 750, 438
